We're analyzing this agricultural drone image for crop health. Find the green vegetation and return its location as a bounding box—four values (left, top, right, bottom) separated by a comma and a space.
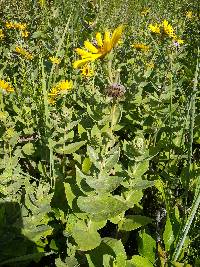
0, 0, 199, 266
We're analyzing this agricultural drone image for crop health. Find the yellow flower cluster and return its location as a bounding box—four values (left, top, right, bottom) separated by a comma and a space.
5, 21, 29, 38
73, 25, 123, 68
15, 46, 33, 60
132, 43, 149, 51
148, 20, 184, 45
48, 80, 73, 104
49, 56, 61, 64
0, 29, 5, 40
0, 79, 14, 93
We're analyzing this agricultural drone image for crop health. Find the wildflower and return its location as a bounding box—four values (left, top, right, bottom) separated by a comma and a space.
81, 64, 94, 77
173, 39, 184, 47
48, 97, 56, 105
73, 25, 123, 68
162, 20, 176, 38
132, 43, 149, 51
148, 23, 160, 34
48, 80, 73, 104
141, 8, 150, 16
20, 30, 30, 38
48, 80, 73, 97
5, 21, 27, 31
105, 83, 126, 99
146, 62, 154, 69
49, 56, 61, 64
15, 46, 33, 60
0, 79, 14, 93
38, 0, 46, 8
0, 29, 5, 40
186, 11, 193, 19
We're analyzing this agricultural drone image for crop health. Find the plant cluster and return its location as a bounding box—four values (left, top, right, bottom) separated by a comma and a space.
0, 0, 199, 266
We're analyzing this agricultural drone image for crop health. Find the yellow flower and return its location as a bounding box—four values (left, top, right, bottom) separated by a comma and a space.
20, 30, 30, 38
5, 21, 27, 31
48, 80, 73, 104
146, 61, 154, 69
38, 0, 46, 7
132, 43, 149, 51
0, 80, 14, 93
162, 20, 176, 38
186, 11, 193, 19
173, 38, 184, 45
48, 80, 73, 97
17, 23, 27, 31
73, 25, 123, 68
48, 97, 56, 105
0, 29, 5, 40
81, 64, 94, 77
15, 46, 33, 60
141, 8, 150, 16
49, 56, 61, 64
148, 23, 161, 34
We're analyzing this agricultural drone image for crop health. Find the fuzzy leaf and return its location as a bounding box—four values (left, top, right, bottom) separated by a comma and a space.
163, 215, 174, 251
118, 215, 152, 231
128, 255, 154, 267
77, 195, 128, 221
138, 230, 156, 263
55, 141, 86, 154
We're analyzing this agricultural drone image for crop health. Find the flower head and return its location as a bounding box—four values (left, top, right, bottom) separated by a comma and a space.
49, 56, 61, 64
48, 80, 73, 104
20, 30, 30, 38
162, 20, 176, 38
132, 43, 149, 51
15, 46, 33, 60
0, 29, 5, 40
186, 11, 193, 19
81, 64, 94, 77
73, 25, 123, 68
0, 80, 14, 93
148, 23, 160, 34
5, 21, 27, 31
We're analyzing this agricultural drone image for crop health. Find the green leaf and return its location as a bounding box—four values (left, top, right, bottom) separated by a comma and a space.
85, 174, 124, 194
118, 215, 152, 231
72, 223, 101, 251
128, 255, 154, 267
55, 257, 79, 267
124, 190, 143, 208
104, 146, 120, 172
138, 230, 156, 263
22, 143, 35, 155
132, 180, 155, 190
77, 195, 128, 221
129, 161, 149, 178
82, 157, 92, 173
87, 145, 101, 169
86, 238, 126, 267
163, 215, 174, 252
55, 141, 86, 154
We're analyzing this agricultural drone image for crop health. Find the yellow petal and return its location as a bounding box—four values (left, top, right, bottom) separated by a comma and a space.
103, 31, 112, 53
111, 25, 123, 47
73, 54, 101, 68
84, 40, 99, 53
96, 32, 103, 47
75, 48, 94, 58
